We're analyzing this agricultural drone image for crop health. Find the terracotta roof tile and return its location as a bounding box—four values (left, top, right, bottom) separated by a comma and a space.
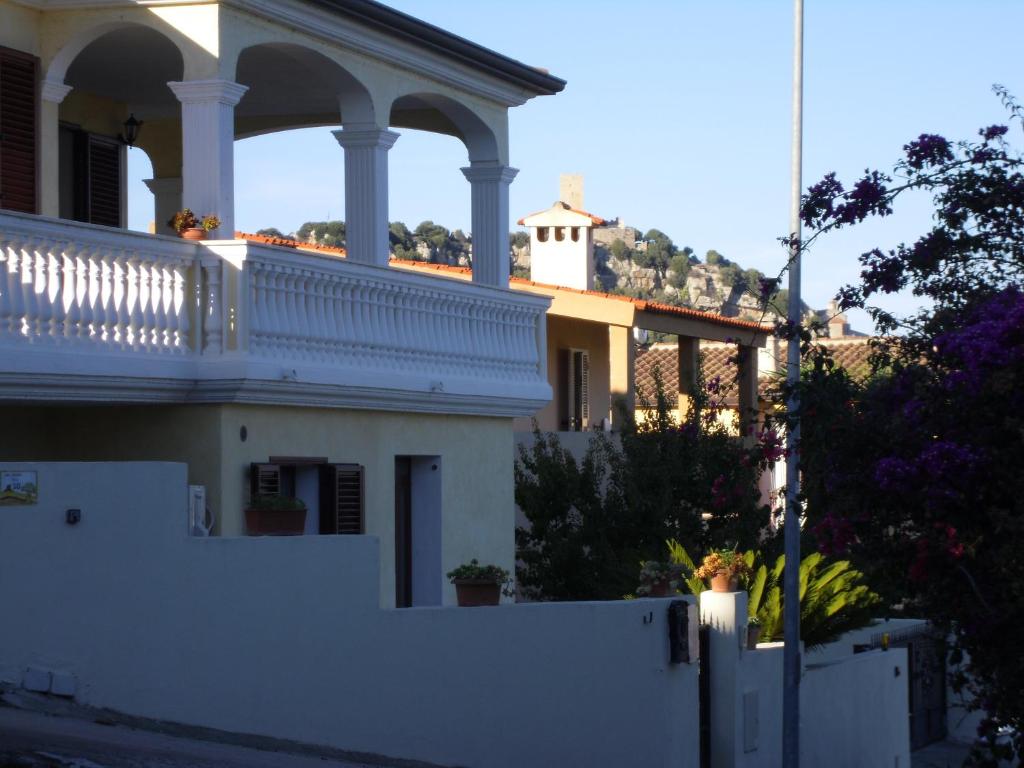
237, 231, 348, 258
636, 337, 877, 408
516, 202, 606, 226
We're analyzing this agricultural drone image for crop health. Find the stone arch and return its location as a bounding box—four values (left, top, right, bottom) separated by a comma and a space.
45, 20, 190, 86
388, 92, 503, 164
232, 42, 377, 131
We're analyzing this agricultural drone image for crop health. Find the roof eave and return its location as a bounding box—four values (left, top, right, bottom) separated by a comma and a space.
302, 0, 566, 96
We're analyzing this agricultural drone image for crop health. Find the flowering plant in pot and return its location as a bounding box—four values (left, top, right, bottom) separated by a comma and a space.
636, 561, 684, 597
245, 494, 306, 536
169, 208, 221, 240
694, 549, 752, 592
447, 559, 512, 606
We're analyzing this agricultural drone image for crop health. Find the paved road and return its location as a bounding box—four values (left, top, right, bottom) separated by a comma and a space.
0, 708, 383, 768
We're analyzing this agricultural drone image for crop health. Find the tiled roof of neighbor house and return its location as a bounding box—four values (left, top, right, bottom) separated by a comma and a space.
238, 232, 349, 257
516, 202, 606, 226
635, 336, 877, 407
237, 232, 769, 334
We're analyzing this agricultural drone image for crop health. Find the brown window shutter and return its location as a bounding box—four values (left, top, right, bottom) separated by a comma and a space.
250, 463, 281, 499
87, 135, 120, 227
0, 47, 39, 214
319, 464, 364, 534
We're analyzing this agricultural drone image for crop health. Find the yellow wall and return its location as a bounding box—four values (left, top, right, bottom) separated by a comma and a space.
0, 403, 513, 608
0, 2, 39, 55
515, 314, 612, 432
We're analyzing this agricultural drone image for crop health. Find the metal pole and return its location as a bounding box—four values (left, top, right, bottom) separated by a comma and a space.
783, 0, 804, 765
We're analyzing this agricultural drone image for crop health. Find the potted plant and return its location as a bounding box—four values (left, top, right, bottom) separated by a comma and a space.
694, 549, 752, 593
747, 615, 762, 649
169, 208, 221, 240
447, 559, 512, 606
636, 561, 683, 597
245, 495, 307, 535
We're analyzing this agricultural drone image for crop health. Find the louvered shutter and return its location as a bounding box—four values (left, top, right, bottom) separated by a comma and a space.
579, 350, 590, 426
250, 463, 281, 499
0, 47, 38, 214
86, 135, 120, 227
319, 463, 364, 534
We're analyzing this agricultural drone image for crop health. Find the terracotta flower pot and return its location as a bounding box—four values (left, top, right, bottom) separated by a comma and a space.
454, 579, 501, 606
180, 227, 206, 241
648, 581, 673, 597
245, 507, 306, 535
710, 571, 740, 593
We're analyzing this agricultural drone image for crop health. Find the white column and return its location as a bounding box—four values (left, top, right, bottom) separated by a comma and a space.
39, 80, 73, 218
461, 163, 518, 287
332, 127, 399, 266
142, 177, 182, 236
167, 80, 248, 238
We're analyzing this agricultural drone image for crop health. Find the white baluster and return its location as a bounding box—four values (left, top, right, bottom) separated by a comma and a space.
161, 265, 179, 351
46, 242, 65, 344
0, 237, 12, 341
19, 239, 39, 342
87, 248, 107, 344
138, 259, 156, 351
99, 255, 116, 344
28, 241, 53, 344
150, 261, 167, 350
77, 248, 96, 342
112, 251, 129, 348
203, 261, 223, 355
322, 275, 339, 361
61, 248, 80, 344
173, 262, 189, 353
127, 254, 144, 350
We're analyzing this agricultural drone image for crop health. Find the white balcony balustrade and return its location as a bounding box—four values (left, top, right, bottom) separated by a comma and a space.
0, 211, 551, 415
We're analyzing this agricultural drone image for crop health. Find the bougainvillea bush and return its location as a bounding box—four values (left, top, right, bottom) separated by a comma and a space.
790, 87, 1024, 764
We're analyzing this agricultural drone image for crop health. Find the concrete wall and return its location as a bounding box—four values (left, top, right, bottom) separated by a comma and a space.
0, 404, 515, 609
0, 462, 700, 768
701, 590, 911, 768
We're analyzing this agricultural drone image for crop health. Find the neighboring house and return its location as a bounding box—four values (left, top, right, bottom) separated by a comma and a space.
0, 0, 565, 609
512, 176, 770, 444
635, 314, 877, 507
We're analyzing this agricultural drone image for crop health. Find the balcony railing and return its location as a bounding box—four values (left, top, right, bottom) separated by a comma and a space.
0, 211, 551, 415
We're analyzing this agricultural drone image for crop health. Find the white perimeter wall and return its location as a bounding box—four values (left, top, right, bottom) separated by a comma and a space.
702, 591, 911, 768
0, 462, 699, 768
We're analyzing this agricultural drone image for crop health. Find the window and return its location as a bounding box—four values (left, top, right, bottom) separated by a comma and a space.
570, 227, 580, 242
59, 125, 122, 227
557, 348, 590, 431
249, 459, 365, 534
536, 226, 549, 243
0, 46, 38, 214
554, 226, 565, 242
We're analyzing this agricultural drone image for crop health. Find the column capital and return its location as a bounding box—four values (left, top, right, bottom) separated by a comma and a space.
167, 79, 249, 107
461, 164, 518, 185
41, 79, 72, 105
332, 127, 400, 151
142, 177, 182, 195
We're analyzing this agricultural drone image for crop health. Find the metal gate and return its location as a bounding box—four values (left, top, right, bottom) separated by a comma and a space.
864, 626, 947, 750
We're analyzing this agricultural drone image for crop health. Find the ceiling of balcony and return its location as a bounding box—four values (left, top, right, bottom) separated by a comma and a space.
65, 26, 184, 114
63, 28, 465, 142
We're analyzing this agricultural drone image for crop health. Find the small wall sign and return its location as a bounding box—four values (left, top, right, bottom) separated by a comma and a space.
0, 471, 38, 506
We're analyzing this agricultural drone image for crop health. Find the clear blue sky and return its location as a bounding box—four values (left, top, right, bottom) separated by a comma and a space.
127, 0, 1024, 331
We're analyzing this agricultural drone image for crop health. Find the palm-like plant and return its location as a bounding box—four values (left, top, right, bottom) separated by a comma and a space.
667, 541, 881, 648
